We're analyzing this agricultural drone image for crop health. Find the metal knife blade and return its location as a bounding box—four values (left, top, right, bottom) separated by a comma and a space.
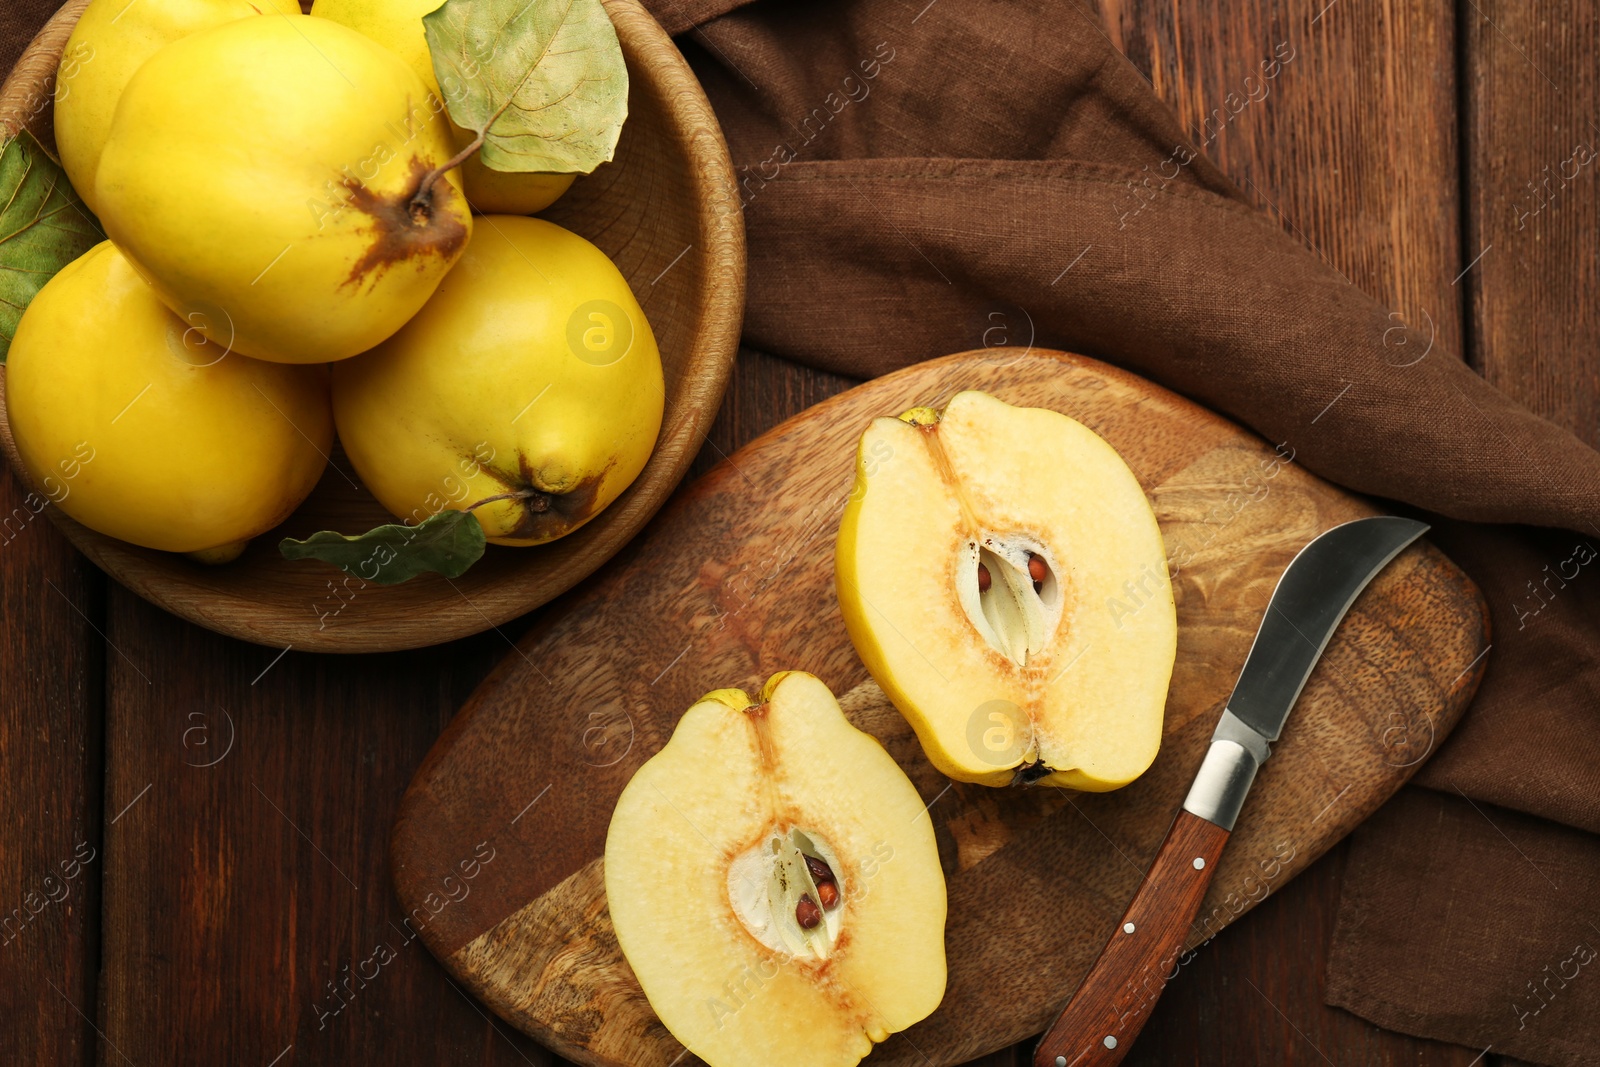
1183, 515, 1428, 830
1032, 514, 1429, 1067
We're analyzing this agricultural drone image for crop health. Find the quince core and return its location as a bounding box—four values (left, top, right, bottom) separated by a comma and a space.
604, 671, 946, 1067
835, 390, 1175, 790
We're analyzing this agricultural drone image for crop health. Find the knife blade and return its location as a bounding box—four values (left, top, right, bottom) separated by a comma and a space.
1032, 515, 1428, 1067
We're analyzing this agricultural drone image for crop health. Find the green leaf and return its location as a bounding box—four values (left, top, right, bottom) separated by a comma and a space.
0, 131, 103, 362
279, 510, 487, 585
424, 0, 628, 175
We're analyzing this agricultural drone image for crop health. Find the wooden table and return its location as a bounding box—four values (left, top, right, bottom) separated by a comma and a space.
0, 2, 1589, 1065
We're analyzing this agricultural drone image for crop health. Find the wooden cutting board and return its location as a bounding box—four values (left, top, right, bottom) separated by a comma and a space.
391, 349, 1488, 1067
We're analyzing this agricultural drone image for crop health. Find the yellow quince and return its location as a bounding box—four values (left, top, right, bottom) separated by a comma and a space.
94, 13, 472, 364
5, 242, 333, 559
331, 216, 662, 545
53, 0, 301, 216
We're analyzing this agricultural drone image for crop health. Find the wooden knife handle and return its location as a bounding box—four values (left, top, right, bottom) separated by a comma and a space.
1031, 810, 1231, 1067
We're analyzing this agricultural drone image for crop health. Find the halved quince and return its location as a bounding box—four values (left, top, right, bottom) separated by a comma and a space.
835, 390, 1175, 790
604, 671, 946, 1067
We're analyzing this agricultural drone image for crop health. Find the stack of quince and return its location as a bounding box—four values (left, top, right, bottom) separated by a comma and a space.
7, 0, 658, 571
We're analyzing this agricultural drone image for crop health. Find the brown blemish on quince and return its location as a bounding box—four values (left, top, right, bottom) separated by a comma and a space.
477, 452, 617, 543
341, 156, 469, 291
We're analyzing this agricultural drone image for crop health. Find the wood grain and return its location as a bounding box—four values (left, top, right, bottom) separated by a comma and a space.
1033, 811, 1231, 1067
391, 348, 1490, 1067
0, 0, 744, 653
1448, 13, 1600, 1062
1461, 0, 1600, 448
0, 439, 104, 1064
95, 591, 556, 1063
1096, 0, 1462, 364
0, 0, 1554, 1065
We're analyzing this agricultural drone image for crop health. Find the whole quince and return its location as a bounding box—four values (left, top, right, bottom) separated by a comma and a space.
52, 0, 301, 216
309, 0, 577, 215
94, 13, 472, 364
4, 242, 333, 559
331, 216, 663, 545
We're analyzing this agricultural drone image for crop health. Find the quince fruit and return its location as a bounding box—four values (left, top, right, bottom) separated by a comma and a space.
330, 215, 662, 545
94, 13, 472, 364
309, 0, 577, 215
605, 671, 947, 1067
4, 242, 332, 558
52, 0, 301, 216
835, 390, 1176, 789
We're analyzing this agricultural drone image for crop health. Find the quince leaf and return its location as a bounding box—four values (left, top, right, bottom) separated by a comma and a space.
279, 510, 487, 585
423, 0, 628, 175
0, 131, 103, 362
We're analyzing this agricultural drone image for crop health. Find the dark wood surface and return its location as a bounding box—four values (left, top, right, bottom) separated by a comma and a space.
2, 1, 1595, 1066
1461, 0, 1600, 449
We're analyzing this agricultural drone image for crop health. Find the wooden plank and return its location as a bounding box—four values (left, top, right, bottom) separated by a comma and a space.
0, 0, 1510, 1065
95, 592, 554, 1064
0, 459, 103, 1064
1064, 2, 1472, 1065
392, 348, 1487, 1067
1, 6, 109, 1067
1097, 0, 1463, 363
1461, 0, 1600, 447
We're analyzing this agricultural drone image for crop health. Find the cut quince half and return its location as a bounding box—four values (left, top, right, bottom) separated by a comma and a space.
835, 390, 1175, 790
604, 671, 946, 1067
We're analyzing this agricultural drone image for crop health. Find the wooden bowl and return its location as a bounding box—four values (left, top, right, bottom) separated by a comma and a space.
0, 0, 744, 653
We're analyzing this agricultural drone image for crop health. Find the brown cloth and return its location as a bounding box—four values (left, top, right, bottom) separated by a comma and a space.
640, 0, 1600, 1063
4, 0, 1598, 1063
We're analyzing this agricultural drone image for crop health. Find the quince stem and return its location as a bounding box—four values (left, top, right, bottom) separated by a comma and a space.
464, 486, 550, 513
411, 129, 488, 213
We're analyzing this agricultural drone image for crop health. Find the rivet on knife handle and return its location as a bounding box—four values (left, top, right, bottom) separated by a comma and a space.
1032, 516, 1428, 1067
1030, 809, 1229, 1067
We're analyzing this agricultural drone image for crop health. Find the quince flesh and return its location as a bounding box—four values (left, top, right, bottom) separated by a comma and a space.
835, 390, 1176, 789
605, 671, 947, 1067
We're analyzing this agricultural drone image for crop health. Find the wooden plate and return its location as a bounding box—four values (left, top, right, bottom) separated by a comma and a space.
0, 0, 744, 652
390, 349, 1489, 1066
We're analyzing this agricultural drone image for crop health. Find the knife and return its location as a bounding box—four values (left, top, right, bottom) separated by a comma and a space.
1031, 515, 1429, 1067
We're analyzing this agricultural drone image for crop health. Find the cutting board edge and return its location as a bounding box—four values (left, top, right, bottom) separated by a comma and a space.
387, 348, 1496, 1067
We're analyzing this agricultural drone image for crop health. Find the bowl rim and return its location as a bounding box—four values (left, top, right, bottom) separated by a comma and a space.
0, 0, 746, 653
